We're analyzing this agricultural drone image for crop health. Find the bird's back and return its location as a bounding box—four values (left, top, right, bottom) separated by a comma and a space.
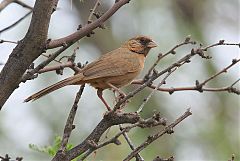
81, 47, 145, 89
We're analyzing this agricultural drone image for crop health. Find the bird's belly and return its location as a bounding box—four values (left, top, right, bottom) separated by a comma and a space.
89, 72, 140, 89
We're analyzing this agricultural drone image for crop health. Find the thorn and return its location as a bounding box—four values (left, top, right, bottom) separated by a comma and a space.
219, 40, 225, 44
113, 139, 121, 145
158, 53, 163, 58
171, 50, 176, 55
77, 24, 82, 30
191, 48, 195, 55
185, 35, 191, 43
232, 59, 238, 64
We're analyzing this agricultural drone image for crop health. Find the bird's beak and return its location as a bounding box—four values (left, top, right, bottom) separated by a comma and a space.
147, 41, 157, 48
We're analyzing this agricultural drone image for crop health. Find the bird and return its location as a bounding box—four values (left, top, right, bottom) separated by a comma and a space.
24, 36, 157, 111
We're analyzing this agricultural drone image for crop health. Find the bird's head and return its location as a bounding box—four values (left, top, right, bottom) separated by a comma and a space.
124, 36, 157, 56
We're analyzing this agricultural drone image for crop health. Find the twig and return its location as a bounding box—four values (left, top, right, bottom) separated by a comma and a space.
47, 0, 132, 49
37, 62, 80, 74
132, 59, 240, 96
123, 108, 192, 161
145, 36, 196, 80
21, 43, 73, 82
119, 124, 144, 161
14, 0, 33, 10
41, 53, 62, 64
202, 40, 240, 51
0, 39, 18, 44
59, 85, 85, 152
0, 10, 32, 33
153, 156, 174, 161
137, 68, 177, 113
198, 59, 240, 87
132, 80, 240, 95
22, 44, 82, 81
87, 0, 101, 24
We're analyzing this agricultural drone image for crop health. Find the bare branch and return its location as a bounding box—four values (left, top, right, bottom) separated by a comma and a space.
47, 0, 131, 49
59, 85, 85, 153
21, 43, 70, 82
0, 39, 18, 44
0, 11, 32, 34
137, 67, 177, 113
199, 59, 239, 87
144, 35, 196, 80
123, 109, 192, 161
14, 0, 33, 10
153, 156, 174, 161
132, 80, 240, 95
78, 112, 167, 161
87, 0, 101, 24
119, 124, 144, 161
132, 58, 240, 95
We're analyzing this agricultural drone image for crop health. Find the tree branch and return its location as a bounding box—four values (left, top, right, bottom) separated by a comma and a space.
47, 0, 131, 49
123, 109, 192, 161
0, 0, 59, 110
0, 10, 32, 34
78, 112, 167, 161
52, 85, 85, 161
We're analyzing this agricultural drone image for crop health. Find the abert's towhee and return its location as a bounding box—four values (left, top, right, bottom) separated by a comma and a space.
25, 36, 157, 111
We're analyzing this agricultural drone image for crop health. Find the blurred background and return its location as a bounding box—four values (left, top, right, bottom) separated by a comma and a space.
0, 0, 239, 160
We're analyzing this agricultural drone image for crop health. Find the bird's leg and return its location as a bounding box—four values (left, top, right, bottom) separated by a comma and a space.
107, 82, 126, 99
97, 89, 111, 111
107, 82, 130, 110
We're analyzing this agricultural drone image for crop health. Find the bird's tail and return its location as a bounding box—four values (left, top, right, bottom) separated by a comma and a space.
24, 74, 84, 102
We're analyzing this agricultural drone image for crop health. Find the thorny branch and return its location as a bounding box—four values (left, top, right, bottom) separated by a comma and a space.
123, 108, 192, 161
78, 112, 167, 161
87, 0, 101, 24
59, 85, 85, 152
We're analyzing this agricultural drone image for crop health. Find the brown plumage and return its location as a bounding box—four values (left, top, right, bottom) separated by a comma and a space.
24, 36, 157, 111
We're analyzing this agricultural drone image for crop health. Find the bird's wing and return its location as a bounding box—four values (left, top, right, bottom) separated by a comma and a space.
82, 49, 141, 80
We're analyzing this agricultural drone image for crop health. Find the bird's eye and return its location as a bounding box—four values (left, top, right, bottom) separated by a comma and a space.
139, 39, 146, 45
